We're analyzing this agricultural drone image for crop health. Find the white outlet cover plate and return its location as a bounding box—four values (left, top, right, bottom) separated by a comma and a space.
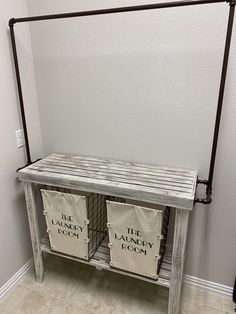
16, 129, 25, 148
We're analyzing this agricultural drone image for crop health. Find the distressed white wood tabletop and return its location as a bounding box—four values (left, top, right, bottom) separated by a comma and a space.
18, 153, 198, 210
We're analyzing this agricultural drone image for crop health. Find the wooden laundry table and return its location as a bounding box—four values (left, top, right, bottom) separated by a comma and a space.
18, 153, 198, 314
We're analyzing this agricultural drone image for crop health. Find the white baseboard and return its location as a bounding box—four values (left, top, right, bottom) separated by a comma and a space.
0, 258, 233, 299
184, 274, 233, 296
0, 258, 33, 300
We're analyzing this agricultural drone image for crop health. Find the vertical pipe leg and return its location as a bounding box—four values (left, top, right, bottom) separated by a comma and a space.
9, 25, 32, 165
24, 182, 44, 282
168, 208, 189, 314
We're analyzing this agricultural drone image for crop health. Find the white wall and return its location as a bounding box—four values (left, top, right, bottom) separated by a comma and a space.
27, 0, 236, 286
0, 0, 43, 287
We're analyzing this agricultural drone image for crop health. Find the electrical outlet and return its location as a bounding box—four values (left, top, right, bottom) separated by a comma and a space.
16, 129, 25, 148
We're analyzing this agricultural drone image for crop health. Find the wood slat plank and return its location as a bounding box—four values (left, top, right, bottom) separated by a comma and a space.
40, 159, 195, 186
28, 164, 193, 194
19, 170, 194, 209
31, 154, 197, 187
46, 154, 197, 178
19, 168, 191, 197
18, 153, 198, 210
50, 153, 197, 177
28, 154, 198, 184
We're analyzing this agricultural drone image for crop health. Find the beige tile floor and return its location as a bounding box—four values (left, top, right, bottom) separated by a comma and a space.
0, 255, 234, 314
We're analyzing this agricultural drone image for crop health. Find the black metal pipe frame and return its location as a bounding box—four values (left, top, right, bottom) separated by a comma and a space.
9, 0, 235, 203
8, 0, 226, 25
9, 25, 32, 165
195, 2, 235, 204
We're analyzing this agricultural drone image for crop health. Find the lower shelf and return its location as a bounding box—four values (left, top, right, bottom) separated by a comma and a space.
41, 236, 172, 288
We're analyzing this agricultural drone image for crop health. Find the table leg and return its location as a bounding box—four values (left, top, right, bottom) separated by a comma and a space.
24, 182, 44, 282
168, 208, 189, 314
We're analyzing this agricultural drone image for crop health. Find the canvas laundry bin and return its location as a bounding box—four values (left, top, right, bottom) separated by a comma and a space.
106, 200, 170, 279
41, 187, 107, 260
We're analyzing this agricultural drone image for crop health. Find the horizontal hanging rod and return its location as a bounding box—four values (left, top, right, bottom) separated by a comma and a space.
9, 0, 227, 26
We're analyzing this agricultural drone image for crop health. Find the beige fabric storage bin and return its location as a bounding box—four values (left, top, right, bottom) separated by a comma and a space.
41, 187, 107, 260
106, 200, 170, 279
